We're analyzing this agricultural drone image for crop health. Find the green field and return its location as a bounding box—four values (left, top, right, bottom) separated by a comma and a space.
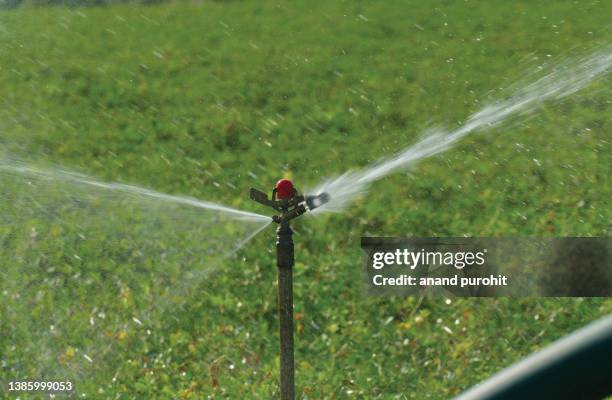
1, 1, 611, 398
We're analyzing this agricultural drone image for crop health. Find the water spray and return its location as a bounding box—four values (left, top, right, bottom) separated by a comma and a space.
250, 179, 329, 400
310, 49, 611, 214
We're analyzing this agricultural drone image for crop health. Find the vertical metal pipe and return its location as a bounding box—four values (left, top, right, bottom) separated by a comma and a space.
276, 220, 295, 400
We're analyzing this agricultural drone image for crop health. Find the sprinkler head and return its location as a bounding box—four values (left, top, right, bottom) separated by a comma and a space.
250, 181, 330, 223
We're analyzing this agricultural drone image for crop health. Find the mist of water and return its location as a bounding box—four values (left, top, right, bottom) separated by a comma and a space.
0, 159, 270, 223
309, 49, 611, 213
0, 156, 271, 380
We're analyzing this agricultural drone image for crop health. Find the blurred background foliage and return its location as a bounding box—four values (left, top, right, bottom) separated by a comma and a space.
0, 0, 610, 398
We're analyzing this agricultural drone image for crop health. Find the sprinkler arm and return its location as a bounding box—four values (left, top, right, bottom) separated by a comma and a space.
249, 186, 330, 224
249, 188, 277, 209
272, 204, 308, 224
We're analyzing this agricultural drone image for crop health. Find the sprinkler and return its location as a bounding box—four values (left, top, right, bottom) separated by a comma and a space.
250, 179, 329, 400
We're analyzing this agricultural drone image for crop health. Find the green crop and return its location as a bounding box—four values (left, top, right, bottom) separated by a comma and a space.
0, 1, 610, 398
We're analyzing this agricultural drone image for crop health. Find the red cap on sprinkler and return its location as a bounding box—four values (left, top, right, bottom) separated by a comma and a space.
275, 179, 294, 200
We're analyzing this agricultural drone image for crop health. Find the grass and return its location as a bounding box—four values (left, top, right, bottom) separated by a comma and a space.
0, 0, 611, 398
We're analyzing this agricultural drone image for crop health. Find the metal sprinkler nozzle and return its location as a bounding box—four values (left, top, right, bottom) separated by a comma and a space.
249, 179, 330, 223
